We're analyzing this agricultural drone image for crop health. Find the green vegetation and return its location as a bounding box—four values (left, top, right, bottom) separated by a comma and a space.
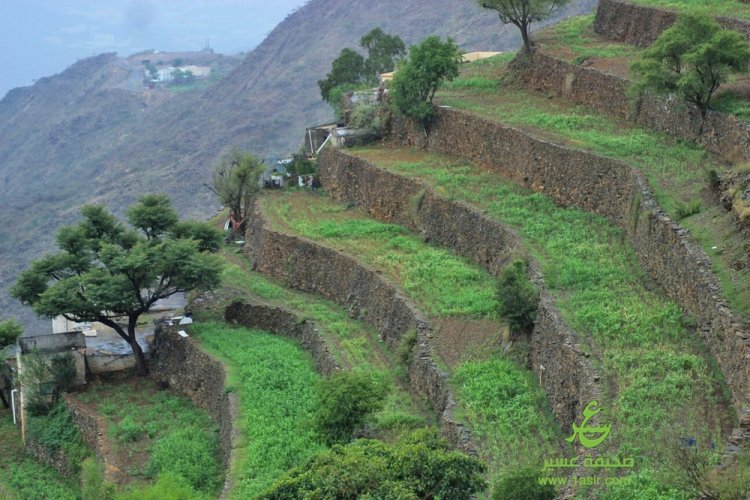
351, 147, 730, 483
314, 371, 388, 445
189, 322, 324, 498
262, 191, 498, 318
454, 358, 560, 473
211, 151, 265, 235
535, 14, 640, 61
12, 195, 223, 376
496, 259, 539, 335
629, 0, 750, 20
476, 0, 571, 51
437, 59, 750, 317
25, 402, 91, 473
631, 13, 750, 119
76, 378, 222, 495
391, 36, 462, 126
0, 410, 82, 499
259, 428, 487, 499
260, 190, 563, 486
0, 318, 22, 349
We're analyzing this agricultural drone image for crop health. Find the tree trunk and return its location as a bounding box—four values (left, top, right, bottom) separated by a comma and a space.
128, 317, 149, 377
520, 23, 532, 53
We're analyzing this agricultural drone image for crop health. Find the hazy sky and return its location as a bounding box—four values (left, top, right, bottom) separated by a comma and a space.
0, 0, 309, 98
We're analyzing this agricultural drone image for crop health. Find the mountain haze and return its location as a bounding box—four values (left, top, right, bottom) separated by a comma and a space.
0, 0, 595, 330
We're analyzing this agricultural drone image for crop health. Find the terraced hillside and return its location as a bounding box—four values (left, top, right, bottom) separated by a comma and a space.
251, 190, 567, 485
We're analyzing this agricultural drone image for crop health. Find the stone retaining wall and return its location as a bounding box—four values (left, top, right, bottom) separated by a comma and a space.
594, 0, 750, 47
389, 106, 750, 421
223, 301, 340, 375
319, 148, 602, 428
514, 51, 750, 161
244, 207, 474, 452
150, 326, 238, 496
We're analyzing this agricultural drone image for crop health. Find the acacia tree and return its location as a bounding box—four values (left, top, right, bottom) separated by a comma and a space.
211, 150, 265, 234
11, 195, 223, 376
391, 36, 462, 127
477, 0, 570, 52
631, 13, 750, 123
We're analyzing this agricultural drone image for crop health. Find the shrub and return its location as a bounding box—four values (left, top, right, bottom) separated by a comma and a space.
259, 428, 487, 499
314, 371, 388, 445
26, 401, 91, 472
492, 467, 555, 499
115, 416, 145, 443
675, 199, 702, 220
496, 259, 539, 335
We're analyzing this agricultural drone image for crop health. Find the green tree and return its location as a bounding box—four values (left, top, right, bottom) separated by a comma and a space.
477, 0, 570, 52
390, 36, 462, 126
318, 29, 406, 104
496, 259, 539, 336
318, 48, 368, 103
11, 195, 223, 376
313, 371, 388, 445
631, 13, 750, 122
360, 28, 407, 77
210, 150, 265, 234
0, 318, 22, 349
259, 428, 487, 499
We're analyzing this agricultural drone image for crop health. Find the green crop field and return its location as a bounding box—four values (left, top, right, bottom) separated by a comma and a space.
259, 190, 565, 484
351, 146, 732, 492
190, 322, 324, 498
437, 58, 750, 319
629, 0, 750, 19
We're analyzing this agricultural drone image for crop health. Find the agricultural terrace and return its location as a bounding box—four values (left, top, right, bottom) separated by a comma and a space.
437, 51, 750, 319
260, 190, 566, 482
349, 146, 733, 490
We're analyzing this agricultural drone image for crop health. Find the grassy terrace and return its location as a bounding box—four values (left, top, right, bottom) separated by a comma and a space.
439, 52, 750, 318
629, 0, 750, 20
350, 146, 732, 487
189, 323, 323, 499
75, 378, 223, 497
209, 251, 431, 438
259, 190, 564, 483
0, 410, 81, 499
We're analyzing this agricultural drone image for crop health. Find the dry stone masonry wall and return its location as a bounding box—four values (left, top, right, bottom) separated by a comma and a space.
594, 0, 750, 47
514, 51, 750, 161
319, 148, 602, 429
243, 207, 474, 451
389, 107, 750, 423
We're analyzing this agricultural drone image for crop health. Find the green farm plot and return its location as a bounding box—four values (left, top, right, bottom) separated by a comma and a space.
189, 323, 324, 499
75, 378, 223, 496
212, 252, 431, 438
436, 56, 750, 318
350, 146, 733, 491
260, 190, 565, 482
629, 0, 750, 19
0, 410, 82, 499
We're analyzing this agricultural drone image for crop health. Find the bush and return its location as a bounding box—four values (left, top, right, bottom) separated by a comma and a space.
675, 199, 701, 220
259, 428, 487, 499
313, 371, 388, 445
496, 260, 540, 335
115, 416, 145, 443
492, 467, 555, 500
26, 401, 91, 472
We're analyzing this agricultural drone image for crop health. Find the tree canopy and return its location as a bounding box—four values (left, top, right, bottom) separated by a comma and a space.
631, 13, 750, 121
390, 36, 462, 126
259, 428, 487, 499
477, 0, 570, 52
318, 28, 406, 104
11, 195, 223, 375
211, 150, 265, 234
0, 318, 22, 350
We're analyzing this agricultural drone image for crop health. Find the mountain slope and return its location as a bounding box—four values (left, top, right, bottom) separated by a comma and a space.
0, 0, 595, 330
